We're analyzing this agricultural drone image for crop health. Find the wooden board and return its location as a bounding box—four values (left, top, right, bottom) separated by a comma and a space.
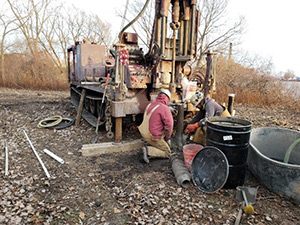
82, 139, 145, 157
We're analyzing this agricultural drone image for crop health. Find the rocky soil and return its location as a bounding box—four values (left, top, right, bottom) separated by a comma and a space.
0, 88, 299, 225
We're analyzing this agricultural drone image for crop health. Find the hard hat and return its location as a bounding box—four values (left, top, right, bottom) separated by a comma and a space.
160, 89, 171, 99
190, 91, 204, 106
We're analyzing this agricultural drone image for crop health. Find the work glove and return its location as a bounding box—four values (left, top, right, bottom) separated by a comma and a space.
184, 122, 199, 134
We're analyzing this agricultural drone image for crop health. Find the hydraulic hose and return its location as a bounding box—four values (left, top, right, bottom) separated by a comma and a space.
118, 0, 150, 42
52, 118, 75, 130
283, 138, 300, 164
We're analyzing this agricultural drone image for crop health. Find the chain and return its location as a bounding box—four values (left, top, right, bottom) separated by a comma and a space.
105, 101, 114, 139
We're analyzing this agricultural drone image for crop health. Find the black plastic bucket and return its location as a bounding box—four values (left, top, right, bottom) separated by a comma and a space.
206, 117, 252, 188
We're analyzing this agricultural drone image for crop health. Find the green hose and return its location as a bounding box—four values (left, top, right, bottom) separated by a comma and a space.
283, 138, 300, 164
37, 116, 63, 128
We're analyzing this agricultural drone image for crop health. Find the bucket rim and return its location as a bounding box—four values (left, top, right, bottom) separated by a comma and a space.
207, 116, 252, 127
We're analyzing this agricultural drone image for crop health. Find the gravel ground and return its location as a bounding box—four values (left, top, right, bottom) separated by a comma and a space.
0, 88, 299, 225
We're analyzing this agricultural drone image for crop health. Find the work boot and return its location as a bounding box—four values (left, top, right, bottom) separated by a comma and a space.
141, 146, 149, 164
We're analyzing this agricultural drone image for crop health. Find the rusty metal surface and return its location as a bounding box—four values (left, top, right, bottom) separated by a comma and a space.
111, 90, 149, 117
125, 65, 151, 88
73, 43, 107, 85
123, 32, 138, 44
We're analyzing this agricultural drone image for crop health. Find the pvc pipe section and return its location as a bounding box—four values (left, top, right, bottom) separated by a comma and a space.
23, 130, 50, 179
5, 141, 8, 176
43, 149, 64, 164
170, 153, 191, 188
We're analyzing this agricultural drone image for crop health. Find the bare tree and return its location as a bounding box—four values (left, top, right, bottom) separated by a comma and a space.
0, 11, 18, 84
6, 0, 55, 55
196, 0, 246, 66
39, 6, 65, 71
116, 0, 154, 49
64, 7, 112, 47
283, 70, 295, 80
83, 13, 112, 48
234, 49, 274, 76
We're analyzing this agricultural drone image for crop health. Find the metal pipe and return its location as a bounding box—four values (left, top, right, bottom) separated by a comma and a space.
170, 153, 191, 188
5, 141, 8, 176
81, 82, 101, 86
67, 50, 71, 83
175, 103, 184, 149
171, 30, 177, 92
183, 20, 189, 55
179, 20, 184, 55
228, 93, 235, 115
183, 2, 190, 56
23, 130, 50, 179
160, 16, 167, 55
189, 4, 196, 55
43, 149, 64, 164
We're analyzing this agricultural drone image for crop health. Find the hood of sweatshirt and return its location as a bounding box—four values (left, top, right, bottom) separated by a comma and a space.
156, 93, 170, 105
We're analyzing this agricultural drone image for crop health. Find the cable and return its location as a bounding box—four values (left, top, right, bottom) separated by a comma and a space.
37, 116, 62, 128
52, 118, 75, 130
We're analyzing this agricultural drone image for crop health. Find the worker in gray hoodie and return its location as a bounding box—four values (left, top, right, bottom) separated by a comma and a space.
185, 92, 231, 144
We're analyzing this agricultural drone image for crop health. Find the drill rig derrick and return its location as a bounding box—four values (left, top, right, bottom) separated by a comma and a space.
68, 0, 200, 142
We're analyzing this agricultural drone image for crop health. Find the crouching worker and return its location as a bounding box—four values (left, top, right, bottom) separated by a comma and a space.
138, 90, 174, 163
185, 92, 231, 145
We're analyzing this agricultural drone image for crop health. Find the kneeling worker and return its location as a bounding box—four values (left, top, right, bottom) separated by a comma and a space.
185, 92, 231, 144
138, 90, 173, 163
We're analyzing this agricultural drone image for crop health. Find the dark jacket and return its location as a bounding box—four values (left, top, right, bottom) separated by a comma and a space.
147, 94, 173, 141
190, 97, 225, 126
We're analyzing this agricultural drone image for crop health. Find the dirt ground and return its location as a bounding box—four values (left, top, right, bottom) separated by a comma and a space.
0, 88, 299, 225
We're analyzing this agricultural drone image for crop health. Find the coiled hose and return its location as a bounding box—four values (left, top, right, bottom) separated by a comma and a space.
37, 116, 62, 128
38, 116, 74, 129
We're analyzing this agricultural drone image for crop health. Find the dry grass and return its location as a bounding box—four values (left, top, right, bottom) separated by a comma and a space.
214, 56, 300, 111
0, 53, 68, 90
0, 53, 298, 110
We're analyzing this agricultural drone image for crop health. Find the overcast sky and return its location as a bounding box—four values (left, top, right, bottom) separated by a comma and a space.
67, 0, 300, 76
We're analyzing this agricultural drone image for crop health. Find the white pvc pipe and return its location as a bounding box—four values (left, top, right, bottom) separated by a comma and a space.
23, 130, 50, 179
5, 141, 8, 176
43, 149, 64, 164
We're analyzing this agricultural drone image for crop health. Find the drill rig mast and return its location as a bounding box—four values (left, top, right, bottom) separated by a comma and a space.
67, 0, 200, 142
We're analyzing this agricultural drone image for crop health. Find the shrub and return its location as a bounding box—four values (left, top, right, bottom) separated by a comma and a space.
0, 52, 68, 90
213, 55, 299, 110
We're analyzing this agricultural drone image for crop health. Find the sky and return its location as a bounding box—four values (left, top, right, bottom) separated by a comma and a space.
66, 0, 300, 76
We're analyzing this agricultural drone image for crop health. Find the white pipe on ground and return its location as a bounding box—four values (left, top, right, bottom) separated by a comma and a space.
23, 130, 50, 179
5, 141, 8, 176
43, 149, 64, 164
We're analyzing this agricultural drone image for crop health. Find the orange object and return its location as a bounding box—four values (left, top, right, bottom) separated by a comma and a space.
183, 144, 203, 172
185, 122, 199, 134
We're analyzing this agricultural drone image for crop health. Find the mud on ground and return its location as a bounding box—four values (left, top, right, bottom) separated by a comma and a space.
0, 88, 299, 225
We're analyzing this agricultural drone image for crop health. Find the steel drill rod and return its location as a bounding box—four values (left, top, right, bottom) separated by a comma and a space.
4, 141, 8, 176
43, 149, 64, 164
23, 130, 50, 178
